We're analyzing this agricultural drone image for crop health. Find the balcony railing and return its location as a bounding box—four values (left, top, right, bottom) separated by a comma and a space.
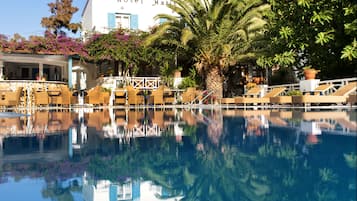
97, 76, 162, 89
266, 77, 357, 92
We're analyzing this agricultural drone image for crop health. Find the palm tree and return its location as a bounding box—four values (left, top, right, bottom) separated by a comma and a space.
146, 0, 269, 99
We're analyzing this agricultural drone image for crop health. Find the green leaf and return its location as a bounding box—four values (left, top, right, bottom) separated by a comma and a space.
256, 56, 273, 68
344, 20, 357, 35
299, 43, 308, 51
344, 6, 357, 16
272, 51, 296, 67
297, 0, 311, 8
341, 39, 357, 61
279, 26, 293, 40
181, 27, 194, 45
311, 10, 333, 25
315, 30, 334, 45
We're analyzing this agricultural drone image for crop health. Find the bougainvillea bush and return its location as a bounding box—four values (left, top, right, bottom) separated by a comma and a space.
0, 31, 87, 57
0, 29, 174, 77
85, 29, 174, 76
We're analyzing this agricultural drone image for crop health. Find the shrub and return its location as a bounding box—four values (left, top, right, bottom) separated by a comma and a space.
178, 68, 197, 89
286, 90, 302, 96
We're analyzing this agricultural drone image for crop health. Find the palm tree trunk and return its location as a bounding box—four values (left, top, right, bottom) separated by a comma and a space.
206, 66, 223, 101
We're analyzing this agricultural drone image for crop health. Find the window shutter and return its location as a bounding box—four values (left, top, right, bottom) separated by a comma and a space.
130, 14, 139, 30
132, 180, 140, 200
109, 184, 117, 201
107, 13, 115, 29
159, 18, 167, 24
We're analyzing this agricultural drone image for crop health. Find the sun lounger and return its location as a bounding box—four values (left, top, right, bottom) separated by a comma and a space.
267, 111, 292, 127
235, 110, 271, 117
220, 87, 262, 104
294, 111, 349, 120
269, 96, 292, 105
181, 87, 203, 104
270, 84, 334, 105
269, 116, 288, 126
313, 84, 335, 95
293, 110, 356, 132
271, 111, 293, 119
235, 87, 286, 106
347, 94, 357, 105
292, 82, 356, 106
335, 118, 357, 131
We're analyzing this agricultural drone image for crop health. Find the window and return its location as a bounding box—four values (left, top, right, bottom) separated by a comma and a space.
116, 14, 130, 29
108, 13, 138, 30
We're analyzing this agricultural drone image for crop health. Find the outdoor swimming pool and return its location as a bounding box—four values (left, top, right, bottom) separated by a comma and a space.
0, 108, 356, 201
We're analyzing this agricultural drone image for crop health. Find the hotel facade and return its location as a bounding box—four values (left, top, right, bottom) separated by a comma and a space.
81, 0, 175, 38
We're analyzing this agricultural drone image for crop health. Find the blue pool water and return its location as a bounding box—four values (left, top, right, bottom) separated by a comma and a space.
0, 109, 356, 201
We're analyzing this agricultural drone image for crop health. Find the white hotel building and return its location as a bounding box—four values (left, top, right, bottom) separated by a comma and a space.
81, 0, 175, 37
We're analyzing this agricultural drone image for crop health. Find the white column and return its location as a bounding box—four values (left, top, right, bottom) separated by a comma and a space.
61, 65, 65, 81
0, 60, 4, 80
39, 63, 43, 78
68, 57, 73, 88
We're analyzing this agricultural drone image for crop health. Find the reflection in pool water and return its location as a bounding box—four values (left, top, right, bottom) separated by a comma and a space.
0, 109, 356, 201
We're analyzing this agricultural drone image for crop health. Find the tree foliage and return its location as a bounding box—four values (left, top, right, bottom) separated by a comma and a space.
145, 22, 196, 80
260, 0, 357, 79
147, 0, 269, 98
41, 0, 81, 36
85, 29, 174, 76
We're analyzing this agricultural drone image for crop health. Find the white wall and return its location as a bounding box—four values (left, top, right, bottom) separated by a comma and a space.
82, 0, 176, 36
81, 0, 93, 37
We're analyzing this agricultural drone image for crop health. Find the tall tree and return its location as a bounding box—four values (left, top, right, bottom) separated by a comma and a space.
146, 0, 269, 99
41, 0, 81, 36
260, 0, 357, 79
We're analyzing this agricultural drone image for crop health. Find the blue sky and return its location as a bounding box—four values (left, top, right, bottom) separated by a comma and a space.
0, 0, 87, 38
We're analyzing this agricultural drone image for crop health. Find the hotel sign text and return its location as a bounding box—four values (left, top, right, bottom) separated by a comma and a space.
117, 0, 174, 6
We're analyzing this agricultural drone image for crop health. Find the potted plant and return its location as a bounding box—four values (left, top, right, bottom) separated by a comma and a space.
303, 65, 320, 80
